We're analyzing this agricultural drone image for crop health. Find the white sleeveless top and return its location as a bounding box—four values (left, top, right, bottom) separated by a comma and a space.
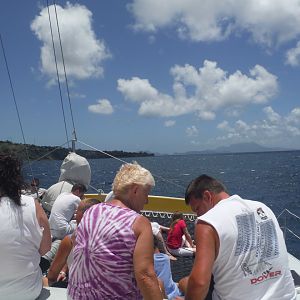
0, 195, 43, 300
198, 194, 296, 300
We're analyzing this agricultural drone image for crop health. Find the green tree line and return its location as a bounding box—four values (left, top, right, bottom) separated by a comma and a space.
0, 140, 154, 160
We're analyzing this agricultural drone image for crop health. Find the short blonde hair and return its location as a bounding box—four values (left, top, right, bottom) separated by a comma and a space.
112, 162, 155, 197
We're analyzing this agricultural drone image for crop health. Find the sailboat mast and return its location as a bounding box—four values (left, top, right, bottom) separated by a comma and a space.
71, 130, 77, 153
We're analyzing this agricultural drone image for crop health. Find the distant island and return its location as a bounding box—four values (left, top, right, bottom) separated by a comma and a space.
0, 140, 154, 160
174, 142, 296, 155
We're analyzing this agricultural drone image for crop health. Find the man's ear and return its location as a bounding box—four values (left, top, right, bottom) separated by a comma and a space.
203, 190, 212, 203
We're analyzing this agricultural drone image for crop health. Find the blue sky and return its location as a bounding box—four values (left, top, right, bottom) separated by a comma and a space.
1, 0, 300, 154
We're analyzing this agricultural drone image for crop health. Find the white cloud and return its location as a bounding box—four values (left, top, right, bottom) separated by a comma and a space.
285, 41, 300, 66
88, 99, 114, 114
117, 60, 277, 119
31, 3, 111, 81
263, 106, 281, 123
70, 92, 86, 99
164, 120, 176, 127
186, 125, 199, 137
236, 120, 250, 131
216, 106, 300, 145
129, 0, 300, 47
217, 120, 233, 132
117, 77, 158, 103
286, 107, 300, 124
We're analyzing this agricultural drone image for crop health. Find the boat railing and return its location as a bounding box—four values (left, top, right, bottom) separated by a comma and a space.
277, 209, 300, 243
142, 210, 197, 222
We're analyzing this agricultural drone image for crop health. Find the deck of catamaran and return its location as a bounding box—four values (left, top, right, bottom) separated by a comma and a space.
38, 193, 300, 299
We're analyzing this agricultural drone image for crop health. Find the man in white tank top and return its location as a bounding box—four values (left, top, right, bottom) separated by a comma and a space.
183, 174, 296, 300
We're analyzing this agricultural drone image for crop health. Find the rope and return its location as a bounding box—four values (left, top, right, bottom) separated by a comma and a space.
286, 228, 300, 241
88, 184, 104, 194
53, 0, 77, 141
277, 208, 300, 221
0, 33, 35, 178
77, 140, 131, 164
23, 140, 71, 165
77, 140, 186, 190
46, 0, 70, 149
284, 209, 300, 221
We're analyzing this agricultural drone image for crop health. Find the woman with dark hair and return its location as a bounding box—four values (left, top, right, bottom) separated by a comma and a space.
0, 154, 51, 300
166, 211, 195, 257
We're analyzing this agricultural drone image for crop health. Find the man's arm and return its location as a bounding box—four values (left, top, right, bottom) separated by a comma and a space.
185, 221, 219, 300
133, 216, 163, 300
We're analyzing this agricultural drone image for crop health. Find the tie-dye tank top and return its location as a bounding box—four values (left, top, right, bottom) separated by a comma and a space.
67, 202, 142, 300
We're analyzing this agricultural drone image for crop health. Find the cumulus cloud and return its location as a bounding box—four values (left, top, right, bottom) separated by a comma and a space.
164, 120, 176, 127
286, 107, 300, 124
129, 0, 300, 47
216, 106, 300, 145
285, 41, 300, 66
117, 60, 277, 119
88, 99, 114, 114
186, 125, 199, 137
263, 106, 281, 123
217, 120, 233, 131
31, 3, 111, 81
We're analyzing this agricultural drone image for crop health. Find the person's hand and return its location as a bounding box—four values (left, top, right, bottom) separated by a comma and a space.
57, 271, 67, 282
172, 297, 184, 300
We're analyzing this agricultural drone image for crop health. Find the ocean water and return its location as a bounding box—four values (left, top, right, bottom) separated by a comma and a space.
23, 150, 300, 257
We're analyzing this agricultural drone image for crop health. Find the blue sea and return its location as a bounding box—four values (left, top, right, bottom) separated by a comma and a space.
23, 150, 300, 257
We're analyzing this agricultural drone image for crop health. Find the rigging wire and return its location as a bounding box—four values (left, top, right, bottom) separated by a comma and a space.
0, 33, 35, 179
23, 140, 71, 165
53, 0, 77, 141
77, 140, 186, 190
46, 0, 70, 149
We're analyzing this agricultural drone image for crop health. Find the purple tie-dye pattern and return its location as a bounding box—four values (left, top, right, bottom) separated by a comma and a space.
67, 203, 143, 300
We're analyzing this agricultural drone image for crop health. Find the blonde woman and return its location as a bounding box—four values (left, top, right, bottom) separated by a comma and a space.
68, 162, 163, 300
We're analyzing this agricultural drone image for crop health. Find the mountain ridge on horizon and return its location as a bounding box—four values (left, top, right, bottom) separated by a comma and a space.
172, 142, 297, 156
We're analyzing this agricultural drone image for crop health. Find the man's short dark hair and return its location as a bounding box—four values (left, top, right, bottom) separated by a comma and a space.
185, 174, 227, 205
71, 183, 87, 194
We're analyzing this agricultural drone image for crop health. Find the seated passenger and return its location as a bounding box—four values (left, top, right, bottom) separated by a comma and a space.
22, 177, 46, 201
46, 198, 100, 287
0, 155, 51, 300
151, 221, 177, 261
153, 235, 186, 299
166, 212, 195, 257
41, 183, 87, 271
68, 162, 163, 300
41, 152, 91, 213
49, 183, 87, 240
